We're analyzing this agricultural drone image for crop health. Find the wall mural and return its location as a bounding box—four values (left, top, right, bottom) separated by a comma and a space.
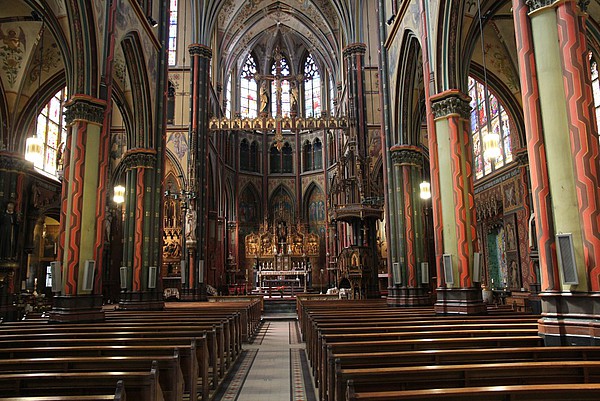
269, 186, 294, 225
239, 185, 260, 226
307, 187, 325, 237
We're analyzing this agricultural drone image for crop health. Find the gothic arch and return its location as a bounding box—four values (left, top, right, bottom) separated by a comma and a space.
239, 183, 261, 225
269, 184, 295, 222
395, 30, 423, 146
121, 32, 152, 148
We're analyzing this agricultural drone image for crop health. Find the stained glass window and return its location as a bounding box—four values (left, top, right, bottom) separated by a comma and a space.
35, 87, 68, 176
304, 54, 321, 117
240, 55, 258, 118
270, 141, 293, 173
271, 56, 291, 117
469, 76, 513, 180
168, 0, 178, 66
225, 73, 232, 119
591, 54, 600, 130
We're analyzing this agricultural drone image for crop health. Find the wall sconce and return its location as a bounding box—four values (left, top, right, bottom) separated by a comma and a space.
419, 181, 431, 200
113, 185, 125, 204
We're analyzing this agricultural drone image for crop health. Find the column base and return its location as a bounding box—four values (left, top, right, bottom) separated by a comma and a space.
118, 291, 165, 310
538, 292, 600, 345
387, 286, 432, 307
48, 295, 105, 323
434, 287, 487, 315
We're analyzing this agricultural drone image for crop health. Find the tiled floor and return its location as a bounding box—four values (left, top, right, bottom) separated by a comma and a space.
215, 319, 317, 401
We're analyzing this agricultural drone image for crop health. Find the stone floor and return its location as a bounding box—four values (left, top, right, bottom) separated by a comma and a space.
213, 318, 317, 401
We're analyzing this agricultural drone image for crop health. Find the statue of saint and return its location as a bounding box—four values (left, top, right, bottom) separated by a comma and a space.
0, 200, 18, 260
290, 81, 299, 111
259, 80, 269, 114
185, 209, 196, 241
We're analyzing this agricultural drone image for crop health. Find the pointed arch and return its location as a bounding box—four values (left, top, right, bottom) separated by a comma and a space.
239, 183, 261, 224
395, 31, 423, 146
269, 184, 295, 223
303, 182, 326, 236
121, 32, 152, 148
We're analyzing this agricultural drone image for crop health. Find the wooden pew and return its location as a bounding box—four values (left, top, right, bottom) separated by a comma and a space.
0, 380, 125, 401
338, 360, 600, 401
346, 383, 600, 401
0, 363, 162, 401
0, 339, 208, 401
0, 354, 181, 401
329, 346, 600, 401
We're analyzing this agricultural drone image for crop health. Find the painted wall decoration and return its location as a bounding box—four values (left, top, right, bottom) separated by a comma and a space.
0, 26, 26, 87
270, 186, 294, 224
166, 131, 188, 159
502, 178, 521, 213
239, 185, 260, 225
306, 186, 326, 238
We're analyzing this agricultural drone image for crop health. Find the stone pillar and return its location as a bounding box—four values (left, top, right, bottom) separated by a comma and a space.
186, 44, 212, 301
387, 145, 431, 306
50, 96, 107, 322
430, 91, 485, 315
523, 0, 600, 344
118, 149, 164, 310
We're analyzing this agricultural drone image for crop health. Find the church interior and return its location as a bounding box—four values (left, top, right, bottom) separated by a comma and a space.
1, 0, 600, 399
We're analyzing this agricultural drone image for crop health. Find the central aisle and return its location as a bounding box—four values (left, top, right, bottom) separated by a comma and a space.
215, 320, 317, 401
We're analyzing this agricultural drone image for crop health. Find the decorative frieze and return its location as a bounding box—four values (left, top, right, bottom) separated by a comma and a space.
430, 91, 471, 120
122, 148, 157, 170
188, 44, 213, 59
64, 96, 106, 126
390, 145, 424, 167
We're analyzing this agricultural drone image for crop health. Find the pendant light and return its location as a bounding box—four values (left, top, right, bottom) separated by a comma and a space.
476, 0, 500, 162
113, 185, 125, 204
419, 181, 431, 200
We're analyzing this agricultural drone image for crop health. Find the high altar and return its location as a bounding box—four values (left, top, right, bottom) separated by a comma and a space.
245, 220, 319, 291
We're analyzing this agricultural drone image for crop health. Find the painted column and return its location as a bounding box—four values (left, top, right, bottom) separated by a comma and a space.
50, 96, 106, 322
118, 149, 164, 310
187, 44, 212, 300
387, 145, 431, 306
525, 0, 600, 344
430, 91, 485, 315
512, 0, 559, 295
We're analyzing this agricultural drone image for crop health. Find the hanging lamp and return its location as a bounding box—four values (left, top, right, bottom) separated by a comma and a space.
25, 15, 46, 168
476, 0, 500, 161
113, 185, 125, 204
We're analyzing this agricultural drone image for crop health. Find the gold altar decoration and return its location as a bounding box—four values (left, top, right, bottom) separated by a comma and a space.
245, 221, 319, 258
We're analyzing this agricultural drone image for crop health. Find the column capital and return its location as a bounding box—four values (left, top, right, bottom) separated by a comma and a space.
188, 44, 212, 59
64, 95, 106, 126
430, 90, 471, 120
390, 145, 424, 167
525, 0, 556, 12
0, 152, 28, 171
342, 43, 367, 58
122, 148, 157, 170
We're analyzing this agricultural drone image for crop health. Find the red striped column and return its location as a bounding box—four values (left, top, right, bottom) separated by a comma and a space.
526, 0, 600, 344
430, 90, 484, 315
387, 145, 431, 306
50, 95, 106, 322
118, 149, 163, 310
512, 0, 560, 292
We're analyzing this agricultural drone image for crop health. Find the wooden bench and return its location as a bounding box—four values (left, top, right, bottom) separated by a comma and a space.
329, 346, 600, 401
0, 354, 181, 401
0, 363, 162, 401
346, 383, 600, 401
0, 380, 125, 401
338, 360, 600, 401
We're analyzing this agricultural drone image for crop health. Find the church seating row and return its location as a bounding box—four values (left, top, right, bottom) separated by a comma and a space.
296, 299, 600, 401
0, 380, 126, 401
0, 300, 258, 401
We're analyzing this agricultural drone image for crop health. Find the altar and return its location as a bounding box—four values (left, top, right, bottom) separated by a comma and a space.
245, 220, 319, 292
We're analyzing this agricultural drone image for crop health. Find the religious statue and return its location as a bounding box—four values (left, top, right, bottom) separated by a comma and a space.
290, 81, 299, 111
0, 200, 18, 260
259, 80, 269, 114
185, 209, 196, 242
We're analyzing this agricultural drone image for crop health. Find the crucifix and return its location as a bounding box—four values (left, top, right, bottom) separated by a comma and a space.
255, 47, 302, 149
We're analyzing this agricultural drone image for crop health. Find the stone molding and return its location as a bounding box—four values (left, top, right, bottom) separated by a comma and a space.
525, 0, 556, 12
343, 43, 367, 58
0, 152, 28, 171
390, 145, 424, 167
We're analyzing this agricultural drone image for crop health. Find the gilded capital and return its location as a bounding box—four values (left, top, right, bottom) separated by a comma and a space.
64, 96, 106, 126
430, 91, 471, 120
